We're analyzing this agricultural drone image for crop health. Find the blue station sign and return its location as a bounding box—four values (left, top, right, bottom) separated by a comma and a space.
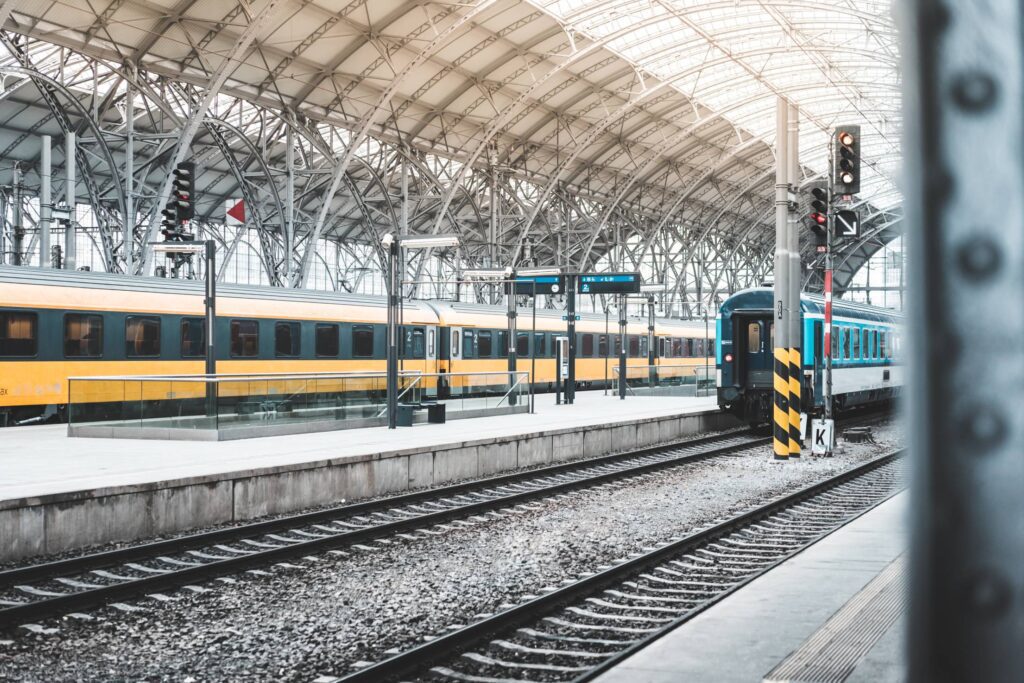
577, 272, 642, 294
514, 275, 564, 296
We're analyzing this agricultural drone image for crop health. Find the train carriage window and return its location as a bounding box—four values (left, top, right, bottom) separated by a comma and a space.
516, 332, 530, 356
496, 331, 507, 357
478, 331, 493, 358
871, 330, 878, 359
640, 336, 649, 358
748, 324, 761, 353
614, 336, 623, 356
843, 327, 852, 360
126, 316, 161, 357
315, 324, 340, 357
64, 313, 103, 358
659, 337, 667, 358
879, 331, 887, 360
534, 333, 547, 357
672, 338, 683, 357
452, 330, 460, 357
411, 328, 426, 359
428, 329, 436, 357
275, 322, 301, 357
462, 330, 476, 358
852, 327, 860, 360
583, 334, 594, 357
628, 335, 640, 357
0, 311, 38, 356
230, 320, 259, 357
831, 327, 839, 360
352, 325, 375, 358
598, 335, 608, 357
180, 318, 206, 357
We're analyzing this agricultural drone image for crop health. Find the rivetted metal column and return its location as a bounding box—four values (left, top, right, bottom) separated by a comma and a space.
124, 81, 134, 276
64, 131, 76, 271
11, 165, 22, 266
787, 101, 802, 456
39, 138, 50, 268
904, 0, 1024, 679
772, 98, 790, 460
285, 124, 294, 281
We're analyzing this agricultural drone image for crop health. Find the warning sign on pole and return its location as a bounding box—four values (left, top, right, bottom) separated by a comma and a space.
811, 419, 835, 455
225, 199, 245, 226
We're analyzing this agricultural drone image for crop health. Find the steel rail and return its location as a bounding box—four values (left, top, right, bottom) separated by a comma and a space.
337, 449, 904, 683
0, 430, 768, 629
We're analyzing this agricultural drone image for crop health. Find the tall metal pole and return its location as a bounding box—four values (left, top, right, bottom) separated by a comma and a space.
386, 237, 399, 429
64, 131, 76, 271
204, 240, 217, 417
565, 272, 576, 404
787, 101, 802, 456
647, 294, 656, 388
772, 98, 790, 460
124, 82, 134, 276
285, 125, 294, 282
618, 294, 627, 400
11, 165, 21, 265
823, 134, 835, 431
39, 138, 52, 269
507, 273, 517, 407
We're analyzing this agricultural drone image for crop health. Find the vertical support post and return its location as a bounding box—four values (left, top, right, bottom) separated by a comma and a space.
905, 2, 1024, 679
285, 125, 294, 281
618, 294, 627, 400
565, 272, 576, 404
204, 240, 217, 418
12, 165, 22, 266
507, 273, 517, 407
772, 98, 790, 460
40, 138, 52, 269
386, 236, 399, 429
64, 131, 76, 271
124, 82, 134, 276
604, 305, 610, 395
787, 102, 802, 457
647, 295, 656, 388
0, 184, 5, 265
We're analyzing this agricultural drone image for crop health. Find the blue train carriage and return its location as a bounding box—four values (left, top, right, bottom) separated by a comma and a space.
715, 288, 903, 425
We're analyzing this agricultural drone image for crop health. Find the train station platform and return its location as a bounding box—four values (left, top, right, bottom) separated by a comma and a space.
0, 391, 732, 563
594, 490, 908, 683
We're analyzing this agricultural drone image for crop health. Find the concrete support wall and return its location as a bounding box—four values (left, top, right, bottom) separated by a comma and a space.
0, 410, 739, 562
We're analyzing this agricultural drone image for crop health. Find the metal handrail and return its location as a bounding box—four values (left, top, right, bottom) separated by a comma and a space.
495, 372, 530, 408
377, 375, 424, 417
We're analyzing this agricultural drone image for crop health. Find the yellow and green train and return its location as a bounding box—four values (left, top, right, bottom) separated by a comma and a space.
0, 266, 714, 425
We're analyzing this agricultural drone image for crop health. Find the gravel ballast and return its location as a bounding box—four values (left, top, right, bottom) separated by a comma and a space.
0, 422, 902, 682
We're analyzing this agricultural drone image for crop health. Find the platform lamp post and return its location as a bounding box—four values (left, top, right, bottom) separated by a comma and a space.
150, 240, 216, 416
382, 233, 460, 429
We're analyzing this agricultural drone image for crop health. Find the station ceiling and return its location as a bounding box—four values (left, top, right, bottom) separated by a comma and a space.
0, 0, 901, 294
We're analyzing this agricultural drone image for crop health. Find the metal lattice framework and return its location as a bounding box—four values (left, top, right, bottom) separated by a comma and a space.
0, 0, 902, 312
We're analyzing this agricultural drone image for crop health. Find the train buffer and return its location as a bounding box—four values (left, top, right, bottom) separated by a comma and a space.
397, 400, 446, 427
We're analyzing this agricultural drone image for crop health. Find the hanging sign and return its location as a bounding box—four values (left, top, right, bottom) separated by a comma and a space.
225, 199, 246, 226
578, 272, 642, 294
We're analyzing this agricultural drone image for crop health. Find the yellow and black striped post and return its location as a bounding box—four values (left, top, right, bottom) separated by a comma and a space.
773, 347, 790, 459
788, 347, 801, 457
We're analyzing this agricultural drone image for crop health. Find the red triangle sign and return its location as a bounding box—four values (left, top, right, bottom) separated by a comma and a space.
227, 200, 245, 223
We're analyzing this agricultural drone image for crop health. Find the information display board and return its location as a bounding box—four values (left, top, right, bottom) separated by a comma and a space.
577, 272, 642, 295
513, 275, 563, 296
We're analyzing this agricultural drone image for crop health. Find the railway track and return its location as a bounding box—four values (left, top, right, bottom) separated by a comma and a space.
0, 429, 772, 630
337, 449, 906, 683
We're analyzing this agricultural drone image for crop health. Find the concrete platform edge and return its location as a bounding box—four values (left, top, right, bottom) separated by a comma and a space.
0, 409, 738, 562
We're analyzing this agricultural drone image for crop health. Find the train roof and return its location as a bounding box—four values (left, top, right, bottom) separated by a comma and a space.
719, 287, 903, 324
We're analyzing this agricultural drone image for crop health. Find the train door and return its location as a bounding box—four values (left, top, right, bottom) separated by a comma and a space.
735, 316, 773, 389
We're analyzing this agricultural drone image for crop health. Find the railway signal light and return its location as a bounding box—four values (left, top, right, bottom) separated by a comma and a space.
171, 161, 195, 222
833, 125, 861, 195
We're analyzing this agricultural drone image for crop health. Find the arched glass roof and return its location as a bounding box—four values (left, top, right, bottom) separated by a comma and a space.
535, 0, 902, 210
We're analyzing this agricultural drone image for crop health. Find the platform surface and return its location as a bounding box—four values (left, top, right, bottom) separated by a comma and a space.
593, 490, 908, 683
0, 391, 717, 505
